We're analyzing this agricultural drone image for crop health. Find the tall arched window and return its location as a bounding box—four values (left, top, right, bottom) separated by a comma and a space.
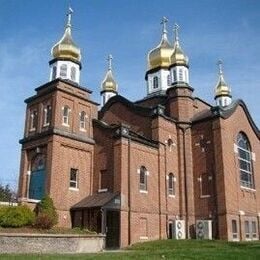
179, 68, 183, 81
43, 105, 52, 126
167, 75, 171, 86
60, 64, 67, 78
139, 166, 147, 191
153, 76, 159, 89
71, 67, 76, 81
62, 105, 70, 126
52, 66, 57, 80
237, 132, 254, 188
173, 70, 177, 82
79, 111, 87, 130
168, 173, 175, 196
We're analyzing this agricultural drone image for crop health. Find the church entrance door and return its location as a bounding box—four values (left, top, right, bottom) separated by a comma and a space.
106, 210, 120, 248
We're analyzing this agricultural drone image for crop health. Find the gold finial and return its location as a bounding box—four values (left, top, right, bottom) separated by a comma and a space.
174, 23, 180, 43
66, 7, 73, 28
107, 54, 113, 71
160, 17, 168, 39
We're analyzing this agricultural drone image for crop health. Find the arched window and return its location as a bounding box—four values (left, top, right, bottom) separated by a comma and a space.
79, 111, 87, 130
173, 70, 177, 82
62, 105, 70, 126
30, 110, 38, 131
52, 66, 57, 80
60, 64, 67, 78
167, 75, 171, 86
153, 76, 159, 89
168, 173, 175, 196
43, 105, 51, 126
139, 166, 147, 191
179, 68, 183, 81
71, 67, 76, 81
237, 132, 254, 188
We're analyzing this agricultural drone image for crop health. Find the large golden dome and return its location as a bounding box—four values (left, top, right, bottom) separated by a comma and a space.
101, 55, 118, 93
215, 61, 231, 97
147, 17, 174, 70
170, 24, 188, 67
51, 8, 81, 62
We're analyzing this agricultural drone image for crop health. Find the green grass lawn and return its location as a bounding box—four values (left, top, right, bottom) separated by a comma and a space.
1, 239, 260, 260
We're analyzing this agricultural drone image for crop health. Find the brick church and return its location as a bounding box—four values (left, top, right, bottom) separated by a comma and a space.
18, 10, 260, 248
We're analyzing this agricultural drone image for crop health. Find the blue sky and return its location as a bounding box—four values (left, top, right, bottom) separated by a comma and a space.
0, 0, 259, 189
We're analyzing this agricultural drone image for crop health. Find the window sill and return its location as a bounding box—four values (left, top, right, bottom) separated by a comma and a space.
169, 195, 176, 198
240, 186, 256, 192
139, 236, 148, 240
200, 195, 210, 199
62, 123, 70, 127
140, 190, 148, 194
98, 188, 108, 193
43, 123, 50, 127
80, 128, 87, 132
69, 187, 79, 191
19, 197, 40, 203
29, 128, 36, 132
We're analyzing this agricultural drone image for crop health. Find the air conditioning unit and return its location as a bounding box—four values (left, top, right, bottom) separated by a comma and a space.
172, 220, 186, 239
196, 220, 212, 240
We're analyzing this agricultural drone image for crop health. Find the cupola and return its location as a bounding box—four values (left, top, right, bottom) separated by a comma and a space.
214, 60, 232, 107
169, 23, 189, 85
49, 8, 81, 84
147, 17, 174, 70
101, 54, 118, 106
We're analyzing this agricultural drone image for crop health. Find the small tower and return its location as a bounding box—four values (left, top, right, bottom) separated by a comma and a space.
169, 23, 189, 85
49, 7, 81, 84
101, 54, 118, 106
214, 60, 232, 107
145, 17, 174, 96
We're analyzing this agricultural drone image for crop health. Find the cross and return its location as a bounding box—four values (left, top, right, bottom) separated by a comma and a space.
67, 7, 73, 27
217, 59, 223, 75
195, 135, 211, 153
107, 54, 113, 70
161, 17, 168, 34
174, 23, 179, 42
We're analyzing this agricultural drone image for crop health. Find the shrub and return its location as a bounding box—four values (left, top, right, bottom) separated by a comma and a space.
34, 195, 58, 229
0, 205, 35, 228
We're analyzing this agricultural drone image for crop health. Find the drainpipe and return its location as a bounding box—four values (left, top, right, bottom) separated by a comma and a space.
179, 126, 190, 238
127, 137, 131, 246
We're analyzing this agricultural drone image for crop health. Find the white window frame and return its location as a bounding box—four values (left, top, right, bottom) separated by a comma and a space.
79, 111, 87, 131
231, 219, 239, 241
138, 166, 148, 192
62, 106, 70, 126
69, 168, 79, 190
43, 105, 51, 127
29, 110, 37, 131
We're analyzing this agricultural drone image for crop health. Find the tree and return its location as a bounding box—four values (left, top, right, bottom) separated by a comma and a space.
0, 184, 14, 202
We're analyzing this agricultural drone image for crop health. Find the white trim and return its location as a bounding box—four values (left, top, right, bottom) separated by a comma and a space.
139, 236, 148, 240
169, 195, 175, 198
146, 171, 150, 176
69, 187, 79, 191
140, 190, 148, 194
234, 144, 238, 153
19, 197, 40, 203
62, 123, 70, 127
240, 186, 256, 192
251, 152, 256, 161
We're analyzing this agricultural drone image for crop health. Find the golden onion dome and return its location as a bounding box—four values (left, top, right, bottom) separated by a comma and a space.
215, 60, 231, 97
147, 17, 174, 70
170, 23, 188, 66
51, 8, 81, 62
101, 55, 118, 93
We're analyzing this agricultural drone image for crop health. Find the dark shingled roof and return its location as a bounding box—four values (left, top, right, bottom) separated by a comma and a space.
71, 192, 119, 210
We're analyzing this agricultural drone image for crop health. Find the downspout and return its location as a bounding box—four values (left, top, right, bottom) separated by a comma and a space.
164, 144, 169, 238
127, 137, 131, 245
180, 126, 190, 238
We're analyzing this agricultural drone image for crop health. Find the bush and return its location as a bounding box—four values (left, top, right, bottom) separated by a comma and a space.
0, 205, 35, 228
34, 195, 58, 229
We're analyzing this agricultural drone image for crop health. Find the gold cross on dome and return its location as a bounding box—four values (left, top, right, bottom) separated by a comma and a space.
107, 54, 113, 70
174, 23, 179, 42
195, 135, 211, 153
217, 59, 223, 75
161, 17, 168, 33
67, 7, 73, 27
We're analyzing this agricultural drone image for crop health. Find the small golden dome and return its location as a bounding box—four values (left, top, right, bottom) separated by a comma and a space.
101, 55, 118, 92
215, 60, 231, 97
170, 23, 188, 66
51, 8, 81, 62
147, 17, 174, 70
